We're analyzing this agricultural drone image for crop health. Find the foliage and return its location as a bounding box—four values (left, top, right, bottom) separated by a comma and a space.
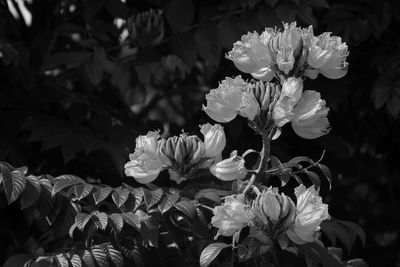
1, 0, 400, 266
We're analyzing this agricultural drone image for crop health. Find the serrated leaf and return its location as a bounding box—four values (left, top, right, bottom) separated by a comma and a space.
1, 168, 26, 204
112, 188, 130, 208
158, 192, 180, 213
105, 244, 124, 267
20, 176, 41, 209
200, 243, 231, 267
91, 246, 109, 267
93, 186, 113, 204
174, 199, 196, 219
109, 213, 124, 232
141, 187, 163, 209
52, 175, 84, 196
70, 254, 82, 267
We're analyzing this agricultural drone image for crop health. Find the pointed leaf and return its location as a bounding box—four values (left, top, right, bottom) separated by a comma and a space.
91, 246, 109, 267
73, 183, 94, 200
56, 254, 69, 267
174, 199, 196, 219
70, 254, 82, 267
81, 250, 96, 267
109, 213, 124, 232
93, 186, 113, 204
20, 176, 41, 209
3, 254, 32, 267
52, 175, 84, 196
317, 163, 332, 190
122, 212, 141, 230
93, 211, 108, 230
141, 187, 163, 209
337, 220, 366, 247
1, 168, 26, 204
105, 244, 124, 267
75, 212, 92, 231
200, 243, 231, 267
112, 188, 130, 208
306, 170, 321, 189
158, 192, 180, 213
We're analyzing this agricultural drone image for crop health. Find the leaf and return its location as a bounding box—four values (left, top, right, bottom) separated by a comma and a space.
346, 258, 368, 267
81, 250, 96, 267
91, 246, 109, 267
166, 0, 194, 33
42, 52, 91, 71
158, 192, 180, 213
85, 58, 103, 85
132, 188, 143, 210
331, 221, 354, 253
93, 47, 116, 73
141, 187, 163, 209
108, 213, 124, 232
306, 170, 321, 189
317, 163, 332, 190
93, 186, 113, 204
105, 243, 124, 267
35, 180, 55, 220
93, 211, 108, 230
122, 212, 141, 230
199, 243, 231, 267
75, 213, 92, 231
3, 254, 32, 267
217, 16, 242, 50
1, 167, 26, 204
53, 202, 77, 238
52, 175, 84, 196
140, 218, 159, 247
20, 176, 41, 209
337, 220, 366, 247
56, 254, 69, 267
288, 156, 314, 165
112, 188, 130, 208
275, 2, 296, 22
174, 199, 196, 219
73, 183, 94, 200
70, 254, 82, 267
169, 33, 197, 69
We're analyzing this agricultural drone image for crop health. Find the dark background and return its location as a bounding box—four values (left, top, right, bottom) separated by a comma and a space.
0, 0, 399, 266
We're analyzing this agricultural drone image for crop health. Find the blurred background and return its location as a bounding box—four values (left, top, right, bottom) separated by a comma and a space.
0, 0, 399, 266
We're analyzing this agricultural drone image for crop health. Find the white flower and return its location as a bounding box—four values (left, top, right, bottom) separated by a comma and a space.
287, 185, 330, 244
291, 90, 330, 139
238, 91, 260, 121
227, 32, 275, 81
124, 131, 164, 184
203, 76, 246, 123
211, 195, 251, 238
272, 77, 303, 127
200, 123, 226, 158
209, 150, 247, 181
307, 32, 349, 79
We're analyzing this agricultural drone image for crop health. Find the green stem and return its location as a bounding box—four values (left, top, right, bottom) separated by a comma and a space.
243, 133, 271, 194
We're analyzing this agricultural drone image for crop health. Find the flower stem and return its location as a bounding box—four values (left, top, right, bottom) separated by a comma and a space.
243, 133, 271, 194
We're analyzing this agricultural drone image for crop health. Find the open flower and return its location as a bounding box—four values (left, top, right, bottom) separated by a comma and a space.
211, 195, 251, 238
306, 32, 349, 79
124, 131, 165, 184
209, 150, 247, 181
287, 185, 330, 245
291, 90, 330, 139
272, 77, 303, 127
203, 76, 247, 123
200, 123, 226, 159
227, 32, 275, 81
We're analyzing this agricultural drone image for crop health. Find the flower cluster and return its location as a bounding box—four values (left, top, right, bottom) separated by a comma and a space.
211, 185, 330, 247
227, 22, 348, 81
124, 124, 247, 184
203, 76, 329, 139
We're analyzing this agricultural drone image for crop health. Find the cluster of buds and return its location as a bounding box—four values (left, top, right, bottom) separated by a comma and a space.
211, 185, 330, 247
203, 75, 330, 139
124, 124, 247, 184
127, 9, 164, 48
227, 22, 349, 81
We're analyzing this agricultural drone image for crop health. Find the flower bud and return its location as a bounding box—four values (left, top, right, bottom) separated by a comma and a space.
211, 195, 251, 238
200, 123, 226, 158
291, 90, 330, 139
276, 46, 295, 75
127, 9, 164, 48
125, 131, 164, 184
287, 185, 330, 244
203, 76, 246, 123
272, 77, 303, 127
209, 150, 247, 181
238, 91, 260, 121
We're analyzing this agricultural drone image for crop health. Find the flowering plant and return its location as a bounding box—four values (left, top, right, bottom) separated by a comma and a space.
122, 22, 366, 267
